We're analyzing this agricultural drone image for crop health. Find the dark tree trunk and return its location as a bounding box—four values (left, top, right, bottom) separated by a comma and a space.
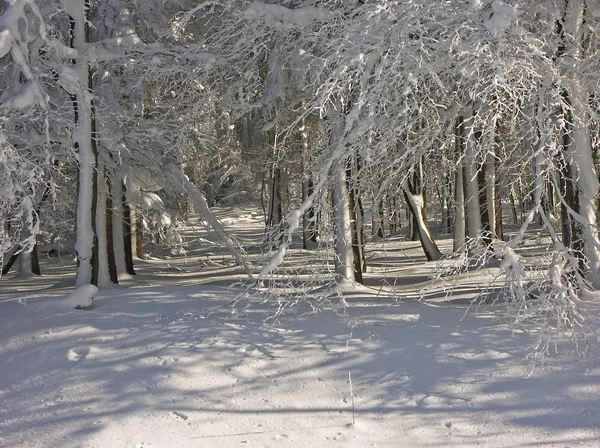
2, 249, 19, 276
105, 176, 118, 284
31, 244, 41, 276
477, 163, 493, 249
346, 160, 364, 284
494, 144, 504, 241
135, 211, 144, 260
122, 183, 136, 275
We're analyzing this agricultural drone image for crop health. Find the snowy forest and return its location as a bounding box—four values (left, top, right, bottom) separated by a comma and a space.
1, 1, 600, 447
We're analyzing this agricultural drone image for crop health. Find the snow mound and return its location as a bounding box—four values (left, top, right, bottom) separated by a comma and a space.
65, 284, 97, 309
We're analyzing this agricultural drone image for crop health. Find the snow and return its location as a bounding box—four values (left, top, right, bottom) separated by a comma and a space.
1, 83, 37, 110
485, 1, 518, 36
0, 29, 13, 59
138, 192, 165, 211
500, 246, 523, 278
64, 283, 97, 309
1, 284, 599, 447
244, 2, 331, 27
1, 204, 600, 447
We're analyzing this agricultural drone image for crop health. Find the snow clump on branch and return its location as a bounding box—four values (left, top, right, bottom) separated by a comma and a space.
243, 2, 331, 27
485, 1, 518, 36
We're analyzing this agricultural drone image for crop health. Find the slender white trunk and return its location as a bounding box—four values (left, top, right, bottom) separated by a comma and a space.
404, 188, 443, 261
464, 117, 482, 243
66, 0, 97, 288
453, 164, 466, 252
569, 79, 600, 287
332, 159, 354, 281
454, 117, 466, 252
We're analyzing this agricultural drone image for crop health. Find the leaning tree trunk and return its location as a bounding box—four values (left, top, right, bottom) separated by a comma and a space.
404, 158, 442, 262
266, 130, 283, 246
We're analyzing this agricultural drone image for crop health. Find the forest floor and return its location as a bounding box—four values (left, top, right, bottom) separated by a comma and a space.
1, 206, 599, 447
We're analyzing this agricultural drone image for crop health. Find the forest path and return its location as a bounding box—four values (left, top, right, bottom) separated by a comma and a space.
0, 203, 546, 305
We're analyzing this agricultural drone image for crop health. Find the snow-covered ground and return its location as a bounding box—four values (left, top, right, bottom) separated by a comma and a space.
1, 207, 599, 447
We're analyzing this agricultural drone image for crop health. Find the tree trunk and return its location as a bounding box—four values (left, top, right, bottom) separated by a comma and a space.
30, 244, 40, 276
301, 119, 318, 249
493, 143, 504, 241
2, 249, 19, 276
72, 2, 99, 288
441, 173, 451, 234
556, 0, 600, 286
111, 177, 127, 276
404, 159, 443, 262
96, 165, 111, 287
302, 175, 317, 249
105, 175, 118, 284
346, 159, 364, 284
266, 130, 283, 245
332, 159, 354, 282
122, 182, 136, 275
463, 112, 483, 254
357, 187, 367, 273
453, 116, 466, 252
477, 161, 492, 249
135, 210, 144, 260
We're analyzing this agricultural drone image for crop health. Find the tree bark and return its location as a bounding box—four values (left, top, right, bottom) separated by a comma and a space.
493, 143, 504, 241
71, 2, 99, 288
122, 182, 136, 275
105, 175, 118, 284
301, 119, 318, 249
346, 159, 365, 284
135, 210, 144, 260
477, 161, 493, 249
404, 158, 442, 262
266, 130, 283, 245
453, 116, 466, 252
332, 159, 354, 282
555, 0, 600, 286
463, 112, 483, 254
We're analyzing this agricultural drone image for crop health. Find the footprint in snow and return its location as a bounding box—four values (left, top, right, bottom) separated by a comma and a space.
582, 409, 595, 418
68, 347, 90, 361
170, 411, 189, 421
